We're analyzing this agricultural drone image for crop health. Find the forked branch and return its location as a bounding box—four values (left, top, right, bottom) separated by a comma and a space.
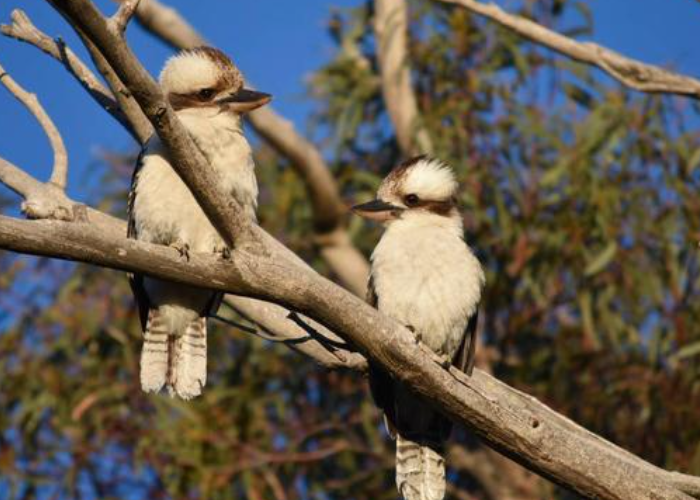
0, 60, 67, 190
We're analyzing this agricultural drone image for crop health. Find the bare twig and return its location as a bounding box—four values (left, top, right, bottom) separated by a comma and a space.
0, 60, 68, 190
224, 295, 367, 370
373, 0, 433, 156
438, 0, 700, 98
110, 0, 140, 34
72, 26, 153, 144
0, 9, 150, 143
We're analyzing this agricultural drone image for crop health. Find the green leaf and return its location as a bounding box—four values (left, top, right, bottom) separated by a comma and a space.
584, 242, 617, 277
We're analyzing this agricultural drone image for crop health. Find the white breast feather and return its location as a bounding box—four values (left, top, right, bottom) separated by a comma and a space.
132, 109, 258, 252
371, 214, 484, 357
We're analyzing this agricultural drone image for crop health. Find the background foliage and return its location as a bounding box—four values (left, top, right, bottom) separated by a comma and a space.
1, 0, 700, 498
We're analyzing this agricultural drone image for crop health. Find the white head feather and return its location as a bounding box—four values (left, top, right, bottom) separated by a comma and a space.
158, 47, 242, 95
378, 156, 458, 204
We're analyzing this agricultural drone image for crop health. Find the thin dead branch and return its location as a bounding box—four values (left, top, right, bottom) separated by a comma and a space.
0, 9, 150, 143
0, 60, 67, 190
439, 0, 700, 98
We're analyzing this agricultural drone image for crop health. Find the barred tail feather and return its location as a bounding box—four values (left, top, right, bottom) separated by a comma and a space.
169, 316, 207, 400
140, 309, 170, 394
396, 435, 446, 500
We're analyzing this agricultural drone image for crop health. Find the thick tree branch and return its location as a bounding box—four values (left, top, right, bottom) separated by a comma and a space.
0, 9, 149, 144
438, 0, 700, 98
373, 0, 433, 156
2, 212, 700, 499
0, 60, 68, 189
117, 0, 370, 295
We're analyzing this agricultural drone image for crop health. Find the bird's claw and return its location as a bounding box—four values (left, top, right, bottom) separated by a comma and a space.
170, 241, 191, 261
439, 355, 452, 370
406, 325, 421, 344
215, 245, 232, 260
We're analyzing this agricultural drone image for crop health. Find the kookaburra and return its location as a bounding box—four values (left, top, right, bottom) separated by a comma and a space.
353, 156, 485, 500
127, 47, 271, 400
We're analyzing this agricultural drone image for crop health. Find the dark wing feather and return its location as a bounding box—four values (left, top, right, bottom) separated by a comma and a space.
453, 310, 479, 376
127, 148, 151, 332
366, 275, 397, 436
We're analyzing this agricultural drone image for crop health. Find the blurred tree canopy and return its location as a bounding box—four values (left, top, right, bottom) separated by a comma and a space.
1, 0, 700, 499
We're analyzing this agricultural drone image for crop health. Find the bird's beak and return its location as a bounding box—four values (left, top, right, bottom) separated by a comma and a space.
217, 88, 272, 113
351, 199, 403, 222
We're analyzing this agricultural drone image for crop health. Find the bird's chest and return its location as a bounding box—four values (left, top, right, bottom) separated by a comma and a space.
371, 228, 481, 356
133, 128, 256, 251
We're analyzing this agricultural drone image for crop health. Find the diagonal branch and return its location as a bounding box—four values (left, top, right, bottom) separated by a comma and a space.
2, 211, 700, 499
0, 60, 68, 190
438, 0, 700, 98
373, 0, 434, 156
1, 9, 150, 144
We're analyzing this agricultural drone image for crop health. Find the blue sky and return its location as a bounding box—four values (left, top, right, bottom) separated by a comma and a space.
1, 0, 699, 203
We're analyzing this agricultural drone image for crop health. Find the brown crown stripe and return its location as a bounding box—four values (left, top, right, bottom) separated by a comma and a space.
185, 46, 243, 90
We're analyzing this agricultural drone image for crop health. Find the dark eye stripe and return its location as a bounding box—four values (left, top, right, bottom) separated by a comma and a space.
404, 197, 456, 215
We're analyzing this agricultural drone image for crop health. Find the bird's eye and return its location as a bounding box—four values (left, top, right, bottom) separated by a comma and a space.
404, 194, 420, 206
198, 88, 215, 100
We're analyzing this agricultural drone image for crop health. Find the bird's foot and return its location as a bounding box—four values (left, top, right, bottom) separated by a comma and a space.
439, 355, 452, 370
406, 325, 421, 344
213, 243, 232, 260
170, 240, 191, 261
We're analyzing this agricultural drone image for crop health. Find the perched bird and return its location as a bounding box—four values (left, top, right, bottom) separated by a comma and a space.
353, 156, 485, 500
127, 47, 271, 400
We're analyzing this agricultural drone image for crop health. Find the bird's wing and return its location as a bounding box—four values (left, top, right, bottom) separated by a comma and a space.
453, 309, 479, 376
127, 148, 151, 332
366, 274, 398, 437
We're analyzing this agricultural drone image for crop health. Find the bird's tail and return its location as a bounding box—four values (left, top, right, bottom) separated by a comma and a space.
168, 316, 207, 400
139, 307, 207, 400
395, 434, 446, 500
140, 308, 170, 395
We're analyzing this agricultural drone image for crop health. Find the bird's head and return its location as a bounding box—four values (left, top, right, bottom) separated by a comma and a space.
159, 47, 271, 114
352, 156, 459, 225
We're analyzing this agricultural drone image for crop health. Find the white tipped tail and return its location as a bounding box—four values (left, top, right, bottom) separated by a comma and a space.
396, 435, 446, 500
169, 316, 207, 400
140, 309, 169, 394
140, 309, 207, 400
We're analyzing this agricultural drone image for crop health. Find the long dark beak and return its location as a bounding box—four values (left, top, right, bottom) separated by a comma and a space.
351, 199, 403, 222
217, 88, 272, 113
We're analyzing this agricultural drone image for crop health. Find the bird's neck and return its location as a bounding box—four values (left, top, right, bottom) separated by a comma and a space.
372, 211, 466, 263
176, 107, 243, 136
